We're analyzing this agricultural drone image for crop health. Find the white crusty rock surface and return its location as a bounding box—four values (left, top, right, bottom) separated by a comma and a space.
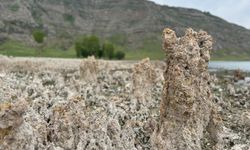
0, 57, 162, 150
0, 53, 249, 150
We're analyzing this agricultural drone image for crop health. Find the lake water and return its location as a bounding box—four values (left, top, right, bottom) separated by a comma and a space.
209, 61, 250, 72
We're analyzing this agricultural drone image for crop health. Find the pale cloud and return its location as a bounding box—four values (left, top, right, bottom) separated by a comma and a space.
149, 0, 250, 29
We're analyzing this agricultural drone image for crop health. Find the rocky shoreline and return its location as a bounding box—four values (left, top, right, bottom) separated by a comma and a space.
0, 56, 249, 150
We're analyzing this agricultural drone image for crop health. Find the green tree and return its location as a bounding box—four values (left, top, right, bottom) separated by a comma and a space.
103, 42, 114, 59
32, 29, 45, 44
81, 36, 90, 57
75, 40, 82, 58
97, 49, 104, 58
74, 35, 101, 58
32, 29, 45, 53
115, 51, 125, 60
9, 4, 20, 12
63, 13, 75, 24
87, 35, 100, 57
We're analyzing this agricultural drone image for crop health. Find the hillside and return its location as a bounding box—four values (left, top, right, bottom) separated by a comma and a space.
0, 0, 250, 59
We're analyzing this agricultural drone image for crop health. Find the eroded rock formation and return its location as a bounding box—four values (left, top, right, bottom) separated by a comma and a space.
151, 28, 222, 150
79, 56, 99, 82
0, 58, 162, 150
0, 100, 28, 148
132, 58, 157, 105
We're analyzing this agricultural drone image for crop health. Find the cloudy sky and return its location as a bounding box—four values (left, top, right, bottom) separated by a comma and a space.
150, 0, 250, 29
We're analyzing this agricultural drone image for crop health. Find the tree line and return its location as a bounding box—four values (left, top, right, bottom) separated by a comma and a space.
75, 35, 125, 60
32, 30, 125, 59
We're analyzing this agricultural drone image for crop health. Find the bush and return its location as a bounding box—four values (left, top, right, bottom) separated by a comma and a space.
32, 29, 45, 44
63, 13, 75, 24
74, 36, 125, 60
74, 35, 101, 58
103, 42, 114, 59
75, 40, 82, 57
115, 51, 125, 60
87, 35, 100, 56
97, 49, 104, 58
9, 4, 20, 12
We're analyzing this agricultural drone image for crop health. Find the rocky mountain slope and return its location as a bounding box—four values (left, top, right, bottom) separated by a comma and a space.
0, 0, 250, 54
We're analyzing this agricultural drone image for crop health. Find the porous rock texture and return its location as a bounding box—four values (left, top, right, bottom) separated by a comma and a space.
132, 58, 158, 106
0, 57, 162, 150
79, 56, 99, 82
151, 28, 222, 150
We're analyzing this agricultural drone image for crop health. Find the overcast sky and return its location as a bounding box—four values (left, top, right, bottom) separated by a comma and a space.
149, 0, 250, 29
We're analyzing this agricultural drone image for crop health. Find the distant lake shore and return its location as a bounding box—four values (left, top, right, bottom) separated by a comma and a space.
209, 61, 250, 72
1, 55, 250, 72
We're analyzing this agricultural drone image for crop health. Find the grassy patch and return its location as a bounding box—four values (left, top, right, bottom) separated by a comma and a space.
0, 40, 76, 58
211, 49, 250, 61
125, 49, 165, 60
120, 37, 165, 60
108, 34, 128, 46
0, 40, 249, 61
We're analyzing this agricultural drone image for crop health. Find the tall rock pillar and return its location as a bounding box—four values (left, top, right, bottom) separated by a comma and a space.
152, 28, 221, 150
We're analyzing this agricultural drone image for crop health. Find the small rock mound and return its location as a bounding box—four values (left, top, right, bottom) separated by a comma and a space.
132, 58, 157, 105
79, 56, 99, 82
